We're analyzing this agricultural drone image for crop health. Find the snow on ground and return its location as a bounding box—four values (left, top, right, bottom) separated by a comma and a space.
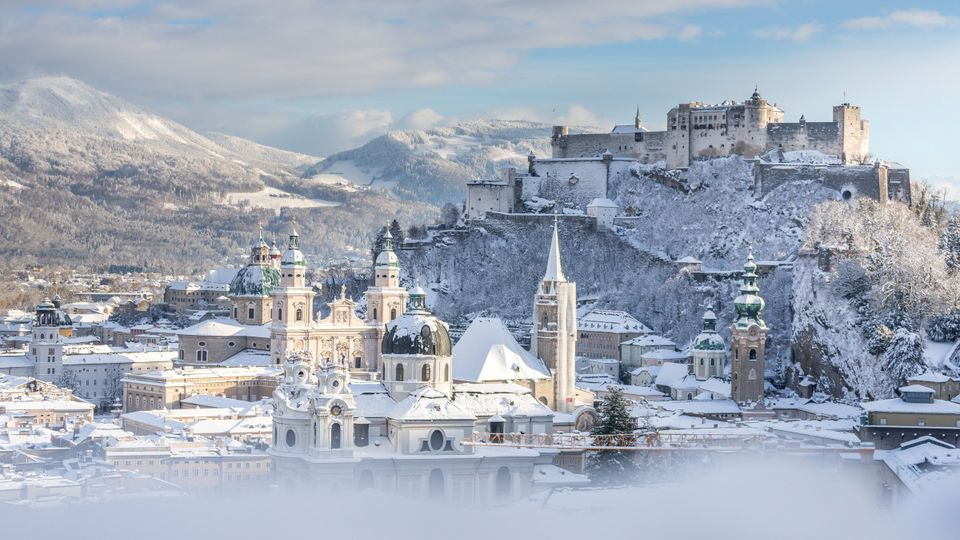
224, 186, 340, 214
309, 159, 381, 186
922, 340, 957, 370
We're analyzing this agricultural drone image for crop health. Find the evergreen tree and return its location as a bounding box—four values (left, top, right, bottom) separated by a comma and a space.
389, 219, 404, 246
369, 226, 387, 267
585, 387, 641, 486
882, 328, 926, 387
938, 217, 960, 274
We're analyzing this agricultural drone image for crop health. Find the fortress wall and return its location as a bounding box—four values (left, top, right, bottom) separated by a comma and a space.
766, 122, 840, 155
756, 164, 885, 201
533, 159, 617, 208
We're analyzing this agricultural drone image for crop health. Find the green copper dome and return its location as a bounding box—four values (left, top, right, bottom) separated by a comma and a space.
734, 249, 766, 328
692, 310, 725, 350
229, 264, 281, 297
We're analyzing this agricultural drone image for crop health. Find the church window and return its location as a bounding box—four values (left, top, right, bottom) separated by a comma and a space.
296, 308, 303, 322
330, 423, 341, 449
233, 307, 238, 319
228, 341, 235, 348
355, 425, 369, 447
285, 429, 296, 447
710, 359, 715, 366
372, 308, 378, 321
429, 430, 445, 451
395, 364, 404, 381
421, 363, 431, 381
248, 307, 255, 320
496, 467, 512, 497
749, 349, 757, 361
390, 308, 397, 321
355, 356, 362, 369
428, 468, 444, 498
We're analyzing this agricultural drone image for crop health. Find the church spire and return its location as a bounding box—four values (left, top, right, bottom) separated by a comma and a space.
634, 105, 641, 129
543, 215, 566, 283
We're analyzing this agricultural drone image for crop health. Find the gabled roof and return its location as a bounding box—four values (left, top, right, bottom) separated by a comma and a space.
453, 318, 551, 382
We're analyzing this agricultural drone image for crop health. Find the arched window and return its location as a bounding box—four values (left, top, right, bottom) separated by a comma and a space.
278, 307, 282, 321
428, 468, 444, 498
330, 423, 341, 449
395, 363, 404, 381
390, 308, 397, 321
749, 349, 757, 361
296, 308, 303, 322
421, 363, 431, 381
372, 308, 378, 321
495, 466, 512, 497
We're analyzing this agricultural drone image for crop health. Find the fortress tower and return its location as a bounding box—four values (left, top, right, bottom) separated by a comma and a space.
531, 218, 577, 413
833, 103, 870, 164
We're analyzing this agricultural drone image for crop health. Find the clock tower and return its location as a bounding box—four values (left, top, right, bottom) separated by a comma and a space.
730, 248, 768, 405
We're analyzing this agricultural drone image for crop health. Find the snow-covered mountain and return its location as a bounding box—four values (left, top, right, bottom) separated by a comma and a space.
303, 120, 590, 204
0, 76, 434, 272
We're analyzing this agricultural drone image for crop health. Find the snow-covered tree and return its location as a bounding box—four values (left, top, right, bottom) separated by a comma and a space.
938, 217, 960, 274
927, 310, 960, 342
585, 387, 641, 486
882, 329, 926, 387
389, 219, 404, 246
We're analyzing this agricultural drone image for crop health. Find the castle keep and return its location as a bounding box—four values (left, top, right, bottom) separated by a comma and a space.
550, 89, 870, 169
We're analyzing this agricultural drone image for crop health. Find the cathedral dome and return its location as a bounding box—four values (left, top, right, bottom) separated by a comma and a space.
229, 263, 281, 297
381, 289, 451, 356
280, 228, 306, 267
375, 248, 399, 268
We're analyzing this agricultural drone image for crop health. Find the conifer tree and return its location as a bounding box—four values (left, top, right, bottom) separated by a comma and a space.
585, 387, 641, 485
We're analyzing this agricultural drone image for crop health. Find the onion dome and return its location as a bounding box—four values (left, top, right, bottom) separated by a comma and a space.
734, 248, 766, 328
269, 240, 282, 258
692, 310, 725, 351
750, 86, 762, 102
281, 228, 306, 267
375, 229, 399, 269
381, 287, 451, 356
229, 263, 281, 297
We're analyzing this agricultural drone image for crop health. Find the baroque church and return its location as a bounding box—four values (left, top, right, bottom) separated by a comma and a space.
177, 220, 590, 499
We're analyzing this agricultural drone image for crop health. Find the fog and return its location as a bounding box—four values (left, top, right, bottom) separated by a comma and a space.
1, 456, 956, 540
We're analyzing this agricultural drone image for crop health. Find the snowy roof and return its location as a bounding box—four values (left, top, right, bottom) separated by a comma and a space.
586, 198, 618, 208
177, 318, 270, 338
908, 372, 953, 383
899, 384, 936, 394
654, 399, 741, 415
611, 124, 647, 134
697, 378, 731, 397
218, 349, 272, 367
862, 397, 960, 415
388, 387, 476, 421
180, 394, 258, 409
622, 334, 676, 348
629, 365, 661, 377
675, 256, 702, 264
351, 383, 397, 419
452, 318, 550, 382
653, 362, 690, 388
452, 383, 553, 418
63, 350, 176, 366
579, 310, 651, 334
640, 349, 689, 361
0, 354, 32, 369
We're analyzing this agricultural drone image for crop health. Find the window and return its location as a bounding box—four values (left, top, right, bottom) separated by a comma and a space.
879, 418, 887, 425
296, 308, 303, 322
178, 349, 184, 360
444, 364, 449, 382
395, 364, 404, 381
372, 308, 378, 321
749, 349, 757, 361
278, 308, 282, 321
330, 423, 341, 449
421, 363, 431, 381
495, 467, 512, 497
429, 430, 444, 451
233, 307, 238, 319
390, 308, 397, 321
248, 307, 255, 320
286, 429, 296, 447
355, 357, 362, 369
354, 424, 369, 447
428, 469, 444, 498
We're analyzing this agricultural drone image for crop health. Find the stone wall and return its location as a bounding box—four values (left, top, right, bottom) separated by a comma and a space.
754, 162, 910, 204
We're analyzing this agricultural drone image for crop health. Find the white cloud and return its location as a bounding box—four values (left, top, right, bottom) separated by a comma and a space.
394, 108, 445, 131
555, 105, 607, 129
265, 109, 395, 157
844, 9, 956, 30
0, 0, 764, 104
753, 23, 822, 41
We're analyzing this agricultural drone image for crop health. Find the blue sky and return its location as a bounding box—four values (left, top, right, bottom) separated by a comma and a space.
1, 1, 958, 191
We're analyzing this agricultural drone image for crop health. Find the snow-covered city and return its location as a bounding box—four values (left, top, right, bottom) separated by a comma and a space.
0, 1, 958, 539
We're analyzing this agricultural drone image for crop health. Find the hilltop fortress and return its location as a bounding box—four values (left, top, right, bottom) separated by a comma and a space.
551, 88, 869, 168
465, 90, 910, 220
